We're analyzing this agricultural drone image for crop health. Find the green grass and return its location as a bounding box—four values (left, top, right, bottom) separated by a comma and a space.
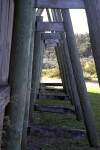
32, 80, 100, 150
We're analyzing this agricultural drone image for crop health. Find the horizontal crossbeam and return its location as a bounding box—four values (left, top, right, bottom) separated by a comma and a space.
40, 83, 62, 86
45, 43, 57, 48
36, 22, 64, 32
33, 0, 85, 9
34, 104, 76, 115
39, 88, 65, 93
45, 39, 59, 44
31, 125, 86, 139
37, 94, 70, 101
41, 33, 61, 40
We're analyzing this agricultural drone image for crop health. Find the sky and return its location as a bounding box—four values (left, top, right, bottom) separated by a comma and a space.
42, 9, 89, 34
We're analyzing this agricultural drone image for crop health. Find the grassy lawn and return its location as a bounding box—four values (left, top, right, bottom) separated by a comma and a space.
31, 79, 100, 150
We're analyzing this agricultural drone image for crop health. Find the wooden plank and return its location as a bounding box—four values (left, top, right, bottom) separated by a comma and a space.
41, 33, 61, 40
40, 83, 62, 86
39, 88, 65, 93
30, 125, 86, 139
34, 104, 76, 115
36, 22, 64, 31
33, 0, 85, 9
37, 94, 70, 101
45, 39, 59, 44
45, 43, 57, 48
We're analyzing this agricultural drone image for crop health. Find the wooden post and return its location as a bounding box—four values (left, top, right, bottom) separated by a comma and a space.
84, 0, 100, 86
29, 16, 44, 121
21, 9, 36, 149
5, 1, 33, 150
61, 9, 99, 147
54, 9, 83, 120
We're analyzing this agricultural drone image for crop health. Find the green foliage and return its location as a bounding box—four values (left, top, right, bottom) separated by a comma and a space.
42, 68, 60, 79
81, 60, 97, 80
75, 33, 92, 58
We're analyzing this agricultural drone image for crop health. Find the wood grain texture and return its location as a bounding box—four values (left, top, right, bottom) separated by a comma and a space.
36, 22, 64, 31
41, 33, 61, 40
0, 0, 14, 85
34, 104, 76, 115
34, 0, 85, 9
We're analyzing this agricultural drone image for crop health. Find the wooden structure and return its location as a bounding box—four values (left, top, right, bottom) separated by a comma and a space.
0, 0, 99, 150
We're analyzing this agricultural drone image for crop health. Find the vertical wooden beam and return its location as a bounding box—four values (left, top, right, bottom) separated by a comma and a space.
5, 0, 33, 150
21, 9, 36, 149
29, 16, 44, 121
61, 9, 99, 147
84, 0, 100, 86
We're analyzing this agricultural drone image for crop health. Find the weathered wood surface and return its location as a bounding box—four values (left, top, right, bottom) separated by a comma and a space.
29, 16, 44, 121
41, 33, 61, 40
40, 83, 62, 86
30, 125, 86, 139
5, 1, 34, 149
36, 22, 64, 31
33, 0, 85, 9
21, 9, 36, 149
0, 85, 10, 149
0, 0, 14, 85
34, 104, 76, 115
45, 43, 57, 48
84, 1, 100, 86
61, 9, 99, 147
45, 39, 59, 44
37, 94, 70, 101
39, 88, 65, 93
0, 86, 10, 111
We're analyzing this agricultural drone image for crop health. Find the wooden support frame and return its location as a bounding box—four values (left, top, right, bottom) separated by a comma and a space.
29, 16, 45, 121
61, 9, 99, 147
41, 33, 61, 40
33, 0, 85, 9
36, 22, 64, 32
